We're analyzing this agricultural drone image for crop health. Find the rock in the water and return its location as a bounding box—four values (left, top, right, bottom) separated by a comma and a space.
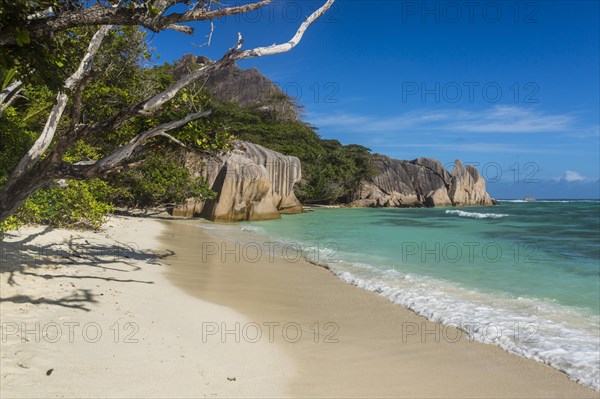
346, 198, 378, 208
351, 154, 450, 207
351, 154, 493, 208
425, 187, 453, 207
448, 160, 493, 206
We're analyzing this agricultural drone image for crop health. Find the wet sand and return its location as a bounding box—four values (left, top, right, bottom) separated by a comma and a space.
1, 216, 596, 398
163, 219, 599, 398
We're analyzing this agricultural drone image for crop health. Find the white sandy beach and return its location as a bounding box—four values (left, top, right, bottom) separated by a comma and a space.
0, 216, 291, 398
1, 215, 598, 398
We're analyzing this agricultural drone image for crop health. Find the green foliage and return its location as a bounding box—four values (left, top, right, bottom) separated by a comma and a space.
0, 26, 223, 231
107, 151, 215, 208
205, 100, 375, 204
0, 136, 113, 232
154, 84, 236, 153
0, 10, 375, 233
4, 179, 114, 230
0, 80, 55, 188
1, 67, 17, 90
0, 215, 21, 234
0, 108, 34, 185
0, 0, 97, 90
1, 93, 114, 232
1, 139, 114, 231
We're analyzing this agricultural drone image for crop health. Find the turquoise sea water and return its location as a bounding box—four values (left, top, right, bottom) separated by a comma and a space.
242, 201, 600, 390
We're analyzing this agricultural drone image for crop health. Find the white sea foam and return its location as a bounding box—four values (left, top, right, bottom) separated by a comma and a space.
501, 199, 600, 203
329, 261, 600, 391
280, 237, 600, 390
227, 221, 600, 391
536, 200, 600, 203
240, 225, 264, 233
445, 210, 509, 219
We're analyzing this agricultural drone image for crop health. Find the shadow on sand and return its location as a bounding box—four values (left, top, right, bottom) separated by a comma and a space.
1, 227, 174, 311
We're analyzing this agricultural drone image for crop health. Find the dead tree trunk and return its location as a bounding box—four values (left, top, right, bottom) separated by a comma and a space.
0, 0, 335, 223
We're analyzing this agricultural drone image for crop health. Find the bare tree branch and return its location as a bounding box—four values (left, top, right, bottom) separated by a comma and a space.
0, 80, 23, 115
165, 24, 194, 34
234, 0, 335, 59
1, 80, 22, 102
0, 0, 335, 222
7, 26, 112, 182
61, 0, 335, 174
158, 0, 271, 30
142, 0, 335, 112
69, 73, 91, 130
27, 7, 54, 21
61, 110, 210, 178
0, 0, 271, 46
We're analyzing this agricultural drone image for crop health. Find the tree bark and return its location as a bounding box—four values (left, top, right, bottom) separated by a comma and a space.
0, 0, 335, 224
8, 26, 112, 183
0, 158, 58, 221
0, 80, 22, 116
0, 0, 272, 46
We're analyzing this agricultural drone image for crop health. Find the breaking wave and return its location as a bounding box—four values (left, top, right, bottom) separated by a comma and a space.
445, 210, 509, 219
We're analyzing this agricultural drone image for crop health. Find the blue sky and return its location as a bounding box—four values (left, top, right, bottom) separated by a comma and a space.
149, 0, 600, 199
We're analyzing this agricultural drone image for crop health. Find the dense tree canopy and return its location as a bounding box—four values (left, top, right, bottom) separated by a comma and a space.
0, 0, 335, 226
0, 26, 220, 229
0, 0, 372, 231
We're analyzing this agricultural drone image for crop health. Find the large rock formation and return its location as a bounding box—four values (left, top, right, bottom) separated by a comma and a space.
350, 154, 493, 208
170, 142, 303, 222
239, 142, 303, 214
173, 54, 297, 120
168, 54, 492, 217
448, 160, 493, 206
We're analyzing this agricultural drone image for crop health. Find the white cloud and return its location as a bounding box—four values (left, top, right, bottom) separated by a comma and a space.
452, 106, 575, 133
385, 142, 558, 154
563, 170, 586, 182
307, 105, 583, 135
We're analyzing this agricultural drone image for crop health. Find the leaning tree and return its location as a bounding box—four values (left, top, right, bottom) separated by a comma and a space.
0, 0, 334, 222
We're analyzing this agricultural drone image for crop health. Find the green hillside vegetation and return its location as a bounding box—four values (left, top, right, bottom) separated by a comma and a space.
208, 99, 375, 204
1, 27, 374, 231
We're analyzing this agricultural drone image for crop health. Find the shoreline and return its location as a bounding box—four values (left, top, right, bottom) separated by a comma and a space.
160, 218, 599, 398
1, 215, 597, 398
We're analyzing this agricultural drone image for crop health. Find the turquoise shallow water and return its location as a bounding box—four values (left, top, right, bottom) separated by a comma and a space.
241, 201, 600, 390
